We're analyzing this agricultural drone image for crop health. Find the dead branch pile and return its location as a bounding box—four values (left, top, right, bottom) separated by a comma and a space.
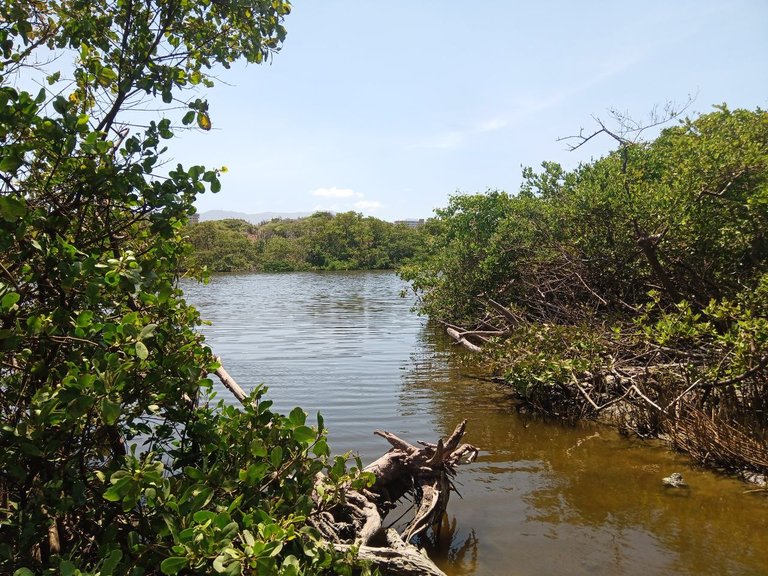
442, 298, 768, 478
309, 421, 478, 576
668, 408, 768, 472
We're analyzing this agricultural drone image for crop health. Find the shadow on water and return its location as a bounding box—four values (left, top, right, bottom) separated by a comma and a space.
184, 271, 768, 576
401, 322, 768, 576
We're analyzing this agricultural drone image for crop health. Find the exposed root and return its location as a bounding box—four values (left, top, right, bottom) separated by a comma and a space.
310, 421, 479, 575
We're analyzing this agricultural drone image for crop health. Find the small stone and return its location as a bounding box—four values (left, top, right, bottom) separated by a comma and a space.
662, 472, 687, 487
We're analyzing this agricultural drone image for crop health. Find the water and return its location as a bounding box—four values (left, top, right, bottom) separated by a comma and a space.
182, 271, 768, 576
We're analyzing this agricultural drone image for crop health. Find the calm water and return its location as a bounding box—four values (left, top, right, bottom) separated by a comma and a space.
182, 271, 768, 576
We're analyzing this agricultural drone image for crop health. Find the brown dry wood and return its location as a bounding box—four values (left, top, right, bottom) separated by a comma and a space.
335, 529, 447, 576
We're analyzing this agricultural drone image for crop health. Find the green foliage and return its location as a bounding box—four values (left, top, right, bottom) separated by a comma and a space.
403, 106, 768, 423
0, 1, 371, 574
185, 220, 263, 272
405, 106, 768, 325
489, 323, 606, 397
184, 212, 425, 273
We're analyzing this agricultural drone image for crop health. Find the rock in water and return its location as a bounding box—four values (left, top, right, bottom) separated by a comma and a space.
662, 472, 687, 487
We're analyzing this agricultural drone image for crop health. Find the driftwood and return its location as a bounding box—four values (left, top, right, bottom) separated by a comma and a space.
446, 327, 483, 353
213, 360, 479, 575
312, 420, 478, 575
214, 356, 248, 403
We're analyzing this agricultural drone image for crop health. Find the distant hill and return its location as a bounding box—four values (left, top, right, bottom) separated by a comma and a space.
198, 210, 314, 224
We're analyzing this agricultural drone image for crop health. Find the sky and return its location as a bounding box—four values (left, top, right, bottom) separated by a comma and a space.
179, 0, 768, 222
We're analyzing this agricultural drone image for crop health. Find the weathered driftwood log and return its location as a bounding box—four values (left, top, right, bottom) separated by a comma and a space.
213, 361, 479, 575
315, 420, 479, 575
446, 327, 484, 353
214, 356, 248, 403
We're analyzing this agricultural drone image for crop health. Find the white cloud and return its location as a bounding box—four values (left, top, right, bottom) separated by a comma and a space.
477, 117, 509, 133
310, 187, 382, 215
311, 187, 362, 198
354, 200, 382, 212
411, 130, 464, 150
408, 116, 512, 150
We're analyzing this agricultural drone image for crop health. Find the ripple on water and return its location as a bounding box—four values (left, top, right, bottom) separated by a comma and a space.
183, 271, 768, 576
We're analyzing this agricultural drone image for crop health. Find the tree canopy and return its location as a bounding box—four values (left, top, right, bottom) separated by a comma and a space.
0, 1, 375, 574
402, 106, 768, 473
184, 212, 425, 273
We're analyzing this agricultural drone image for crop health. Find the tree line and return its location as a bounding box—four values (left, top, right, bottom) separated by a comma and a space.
401, 105, 768, 477
184, 212, 424, 273
0, 1, 387, 574
3, 0, 766, 573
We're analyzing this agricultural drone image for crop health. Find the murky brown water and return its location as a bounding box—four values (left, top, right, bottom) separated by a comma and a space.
183, 271, 768, 576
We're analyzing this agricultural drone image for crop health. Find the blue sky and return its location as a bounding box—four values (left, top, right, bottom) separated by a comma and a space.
183, 0, 768, 221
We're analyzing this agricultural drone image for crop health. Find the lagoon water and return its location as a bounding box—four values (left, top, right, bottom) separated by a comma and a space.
183, 271, 768, 576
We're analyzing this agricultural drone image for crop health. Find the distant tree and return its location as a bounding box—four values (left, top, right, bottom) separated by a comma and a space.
185, 220, 261, 272
185, 211, 423, 273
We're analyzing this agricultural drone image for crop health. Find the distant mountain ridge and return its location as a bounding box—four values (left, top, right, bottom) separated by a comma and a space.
198, 210, 314, 224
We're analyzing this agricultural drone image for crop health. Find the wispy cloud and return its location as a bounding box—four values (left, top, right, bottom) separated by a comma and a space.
354, 200, 382, 211
407, 115, 515, 151
408, 52, 647, 151
477, 117, 509, 133
310, 187, 383, 215
311, 187, 363, 199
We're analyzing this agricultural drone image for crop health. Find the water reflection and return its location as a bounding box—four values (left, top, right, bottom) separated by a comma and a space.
184, 272, 768, 576
400, 319, 768, 576
420, 518, 479, 576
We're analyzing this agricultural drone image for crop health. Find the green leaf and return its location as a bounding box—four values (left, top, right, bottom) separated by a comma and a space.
250, 438, 267, 458
67, 395, 95, 418
97, 67, 118, 87
312, 439, 329, 457
102, 485, 124, 502
0, 154, 23, 173
52, 95, 69, 114
0, 196, 26, 222
197, 112, 211, 131
139, 323, 157, 339
158, 119, 174, 139
1, 292, 20, 311
292, 425, 315, 445
270, 446, 283, 468
100, 398, 120, 425
14, 569, 35, 576
212, 555, 227, 573
193, 509, 216, 524
184, 466, 204, 480
181, 110, 196, 125
101, 549, 123, 576
135, 341, 149, 360
160, 556, 189, 575
76, 310, 94, 327
288, 406, 306, 426
104, 470, 135, 502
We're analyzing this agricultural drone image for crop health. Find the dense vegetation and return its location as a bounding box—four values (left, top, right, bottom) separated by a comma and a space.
402, 106, 768, 476
0, 1, 374, 574
184, 212, 424, 273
